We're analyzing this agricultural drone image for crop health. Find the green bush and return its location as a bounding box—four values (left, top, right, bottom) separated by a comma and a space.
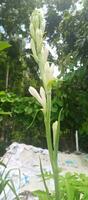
0, 161, 20, 200
34, 172, 88, 200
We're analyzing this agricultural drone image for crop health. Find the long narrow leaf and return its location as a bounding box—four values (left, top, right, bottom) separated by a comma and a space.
8, 181, 20, 200
0, 111, 12, 116
39, 158, 51, 200
54, 108, 62, 160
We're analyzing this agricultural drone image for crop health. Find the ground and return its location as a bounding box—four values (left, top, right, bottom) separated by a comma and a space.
1, 142, 88, 199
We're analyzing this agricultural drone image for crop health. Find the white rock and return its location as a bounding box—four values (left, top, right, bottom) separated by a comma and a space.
1, 142, 88, 200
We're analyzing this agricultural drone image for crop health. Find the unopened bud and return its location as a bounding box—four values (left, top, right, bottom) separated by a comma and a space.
52, 121, 58, 147
36, 29, 43, 53
31, 39, 38, 63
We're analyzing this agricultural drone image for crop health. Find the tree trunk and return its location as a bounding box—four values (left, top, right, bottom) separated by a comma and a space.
6, 64, 9, 91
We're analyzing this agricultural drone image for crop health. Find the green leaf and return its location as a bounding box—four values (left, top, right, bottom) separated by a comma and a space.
39, 158, 51, 200
33, 190, 50, 200
0, 41, 11, 51
0, 111, 12, 116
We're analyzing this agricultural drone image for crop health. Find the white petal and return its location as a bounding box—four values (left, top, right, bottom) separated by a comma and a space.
31, 39, 38, 62
40, 87, 46, 107
29, 86, 42, 106
43, 62, 55, 88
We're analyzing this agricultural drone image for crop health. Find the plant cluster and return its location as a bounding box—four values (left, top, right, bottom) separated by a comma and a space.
34, 172, 88, 200
0, 161, 20, 200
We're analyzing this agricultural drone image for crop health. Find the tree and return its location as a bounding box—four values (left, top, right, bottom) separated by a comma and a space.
54, 0, 88, 151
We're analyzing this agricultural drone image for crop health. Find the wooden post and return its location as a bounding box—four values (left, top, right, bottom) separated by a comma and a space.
75, 130, 80, 153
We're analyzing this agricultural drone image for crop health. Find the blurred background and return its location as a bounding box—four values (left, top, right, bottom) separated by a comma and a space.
0, 0, 88, 155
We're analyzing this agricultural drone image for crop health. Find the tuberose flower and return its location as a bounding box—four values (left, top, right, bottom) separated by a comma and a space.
29, 86, 46, 111
30, 9, 45, 34
43, 62, 55, 88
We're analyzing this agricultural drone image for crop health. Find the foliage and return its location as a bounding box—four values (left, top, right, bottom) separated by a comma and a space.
34, 172, 88, 200
59, 0, 88, 72
0, 1, 88, 199
0, 161, 20, 200
0, 0, 88, 153
59, 172, 88, 200
0, 91, 46, 155
34, 190, 54, 200
0, 0, 74, 93
54, 0, 88, 151
0, 41, 11, 51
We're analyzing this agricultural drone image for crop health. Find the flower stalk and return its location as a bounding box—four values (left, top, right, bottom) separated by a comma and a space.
29, 9, 61, 200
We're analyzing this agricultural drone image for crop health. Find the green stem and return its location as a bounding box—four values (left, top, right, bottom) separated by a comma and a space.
53, 110, 62, 200
44, 89, 59, 200
44, 90, 53, 167
53, 157, 59, 200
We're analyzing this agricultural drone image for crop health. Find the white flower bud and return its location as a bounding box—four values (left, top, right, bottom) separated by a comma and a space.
31, 14, 39, 30
29, 86, 46, 111
43, 62, 55, 88
30, 9, 45, 33
39, 13, 45, 33
30, 23, 35, 38
40, 87, 46, 109
36, 29, 43, 53
31, 39, 38, 63
52, 121, 58, 147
